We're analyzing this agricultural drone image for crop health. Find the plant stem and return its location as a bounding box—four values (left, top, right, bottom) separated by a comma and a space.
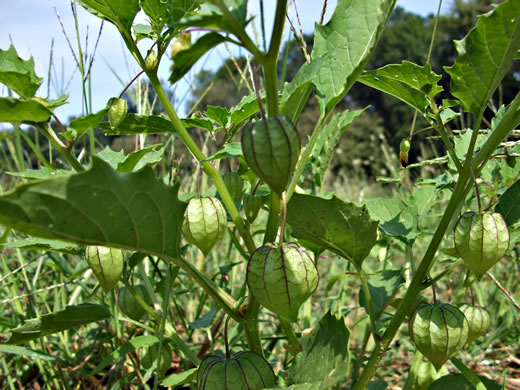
429, 100, 463, 173
357, 267, 379, 338
264, 191, 282, 244
37, 124, 85, 172
147, 73, 256, 253
243, 296, 264, 356
450, 357, 487, 390
279, 317, 301, 355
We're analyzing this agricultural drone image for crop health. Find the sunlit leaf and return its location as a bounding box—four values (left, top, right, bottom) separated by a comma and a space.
78, 0, 140, 31
287, 193, 378, 266
0, 97, 51, 123
444, 0, 520, 116
0, 45, 42, 98
7, 303, 111, 345
102, 113, 176, 135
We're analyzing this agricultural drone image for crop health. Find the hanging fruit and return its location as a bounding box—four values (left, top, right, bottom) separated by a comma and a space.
182, 197, 227, 256
222, 171, 244, 202
141, 342, 173, 377
454, 211, 509, 279
197, 351, 276, 390
85, 246, 124, 292
107, 97, 128, 128
243, 194, 262, 223
117, 285, 150, 321
247, 242, 319, 321
241, 115, 301, 194
459, 303, 491, 346
409, 303, 469, 370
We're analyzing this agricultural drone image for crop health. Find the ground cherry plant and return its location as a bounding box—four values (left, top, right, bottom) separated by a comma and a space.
0, 0, 519, 389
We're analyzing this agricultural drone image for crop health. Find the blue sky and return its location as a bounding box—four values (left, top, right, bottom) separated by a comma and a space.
0, 1, 452, 121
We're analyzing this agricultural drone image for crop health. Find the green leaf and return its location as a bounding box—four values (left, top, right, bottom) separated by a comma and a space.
0, 344, 57, 362
287, 311, 350, 389
206, 105, 230, 127
140, 0, 168, 34
230, 92, 265, 125
0, 45, 42, 98
0, 157, 187, 259
358, 61, 443, 114
6, 167, 71, 180
169, 33, 230, 85
134, 24, 155, 40
1, 237, 81, 255
170, 2, 246, 32
495, 180, 520, 229
202, 142, 242, 162
358, 270, 405, 319
444, 0, 520, 116
102, 113, 176, 135
365, 195, 419, 242
367, 380, 388, 390
117, 145, 163, 172
310, 108, 366, 186
182, 117, 214, 131
287, 193, 378, 266
0, 97, 52, 123
7, 303, 111, 345
90, 335, 159, 376
65, 109, 108, 141
429, 374, 500, 390
280, 57, 325, 123
311, 0, 396, 114
162, 368, 198, 387
78, 0, 140, 31
188, 306, 217, 329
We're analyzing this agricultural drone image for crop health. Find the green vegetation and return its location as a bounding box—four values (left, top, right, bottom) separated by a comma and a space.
0, 0, 519, 389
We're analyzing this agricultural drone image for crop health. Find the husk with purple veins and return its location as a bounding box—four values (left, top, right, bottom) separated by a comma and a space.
85, 246, 124, 292
454, 211, 509, 279
241, 115, 301, 195
182, 197, 227, 256
409, 303, 469, 371
246, 242, 319, 321
197, 351, 276, 390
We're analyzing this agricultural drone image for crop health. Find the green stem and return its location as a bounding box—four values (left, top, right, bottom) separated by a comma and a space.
279, 317, 301, 355
263, 191, 282, 244
450, 357, 487, 390
37, 124, 85, 172
243, 297, 264, 356
429, 100, 463, 173
267, 0, 288, 62
18, 129, 56, 169
286, 114, 326, 201
147, 73, 256, 253
353, 168, 471, 389
263, 62, 280, 117
357, 267, 379, 338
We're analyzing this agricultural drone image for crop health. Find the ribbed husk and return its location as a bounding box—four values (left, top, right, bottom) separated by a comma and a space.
117, 285, 149, 321
459, 304, 491, 345
247, 242, 319, 321
243, 194, 262, 223
454, 211, 509, 279
141, 342, 172, 377
182, 197, 227, 256
222, 172, 244, 202
409, 303, 469, 371
241, 115, 301, 194
85, 246, 124, 292
197, 351, 276, 390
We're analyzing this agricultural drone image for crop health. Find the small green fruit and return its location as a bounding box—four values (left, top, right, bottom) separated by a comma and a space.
117, 285, 150, 321
409, 303, 469, 371
85, 246, 124, 292
459, 304, 491, 345
182, 197, 227, 256
197, 351, 276, 390
222, 171, 244, 202
400, 138, 411, 167
141, 342, 172, 377
454, 211, 509, 279
145, 50, 158, 72
241, 115, 301, 194
247, 242, 319, 321
413, 360, 448, 390
171, 31, 192, 57
243, 194, 262, 223
107, 97, 127, 128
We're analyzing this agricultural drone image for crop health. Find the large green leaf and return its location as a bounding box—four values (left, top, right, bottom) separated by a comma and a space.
365, 195, 419, 242
65, 108, 108, 142
444, 0, 520, 116
358, 61, 443, 114
287, 193, 378, 266
429, 374, 500, 390
0, 97, 52, 123
358, 270, 405, 319
101, 113, 176, 135
97, 145, 163, 173
78, 0, 140, 31
310, 108, 366, 186
495, 180, 520, 229
169, 33, 231, 84
2, 237, 81, 255
286, 311, 350, 389
7, 303, 111, 345
311, 0, 396, 114
0, 157, 186, 259
0, 45, 42, 98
